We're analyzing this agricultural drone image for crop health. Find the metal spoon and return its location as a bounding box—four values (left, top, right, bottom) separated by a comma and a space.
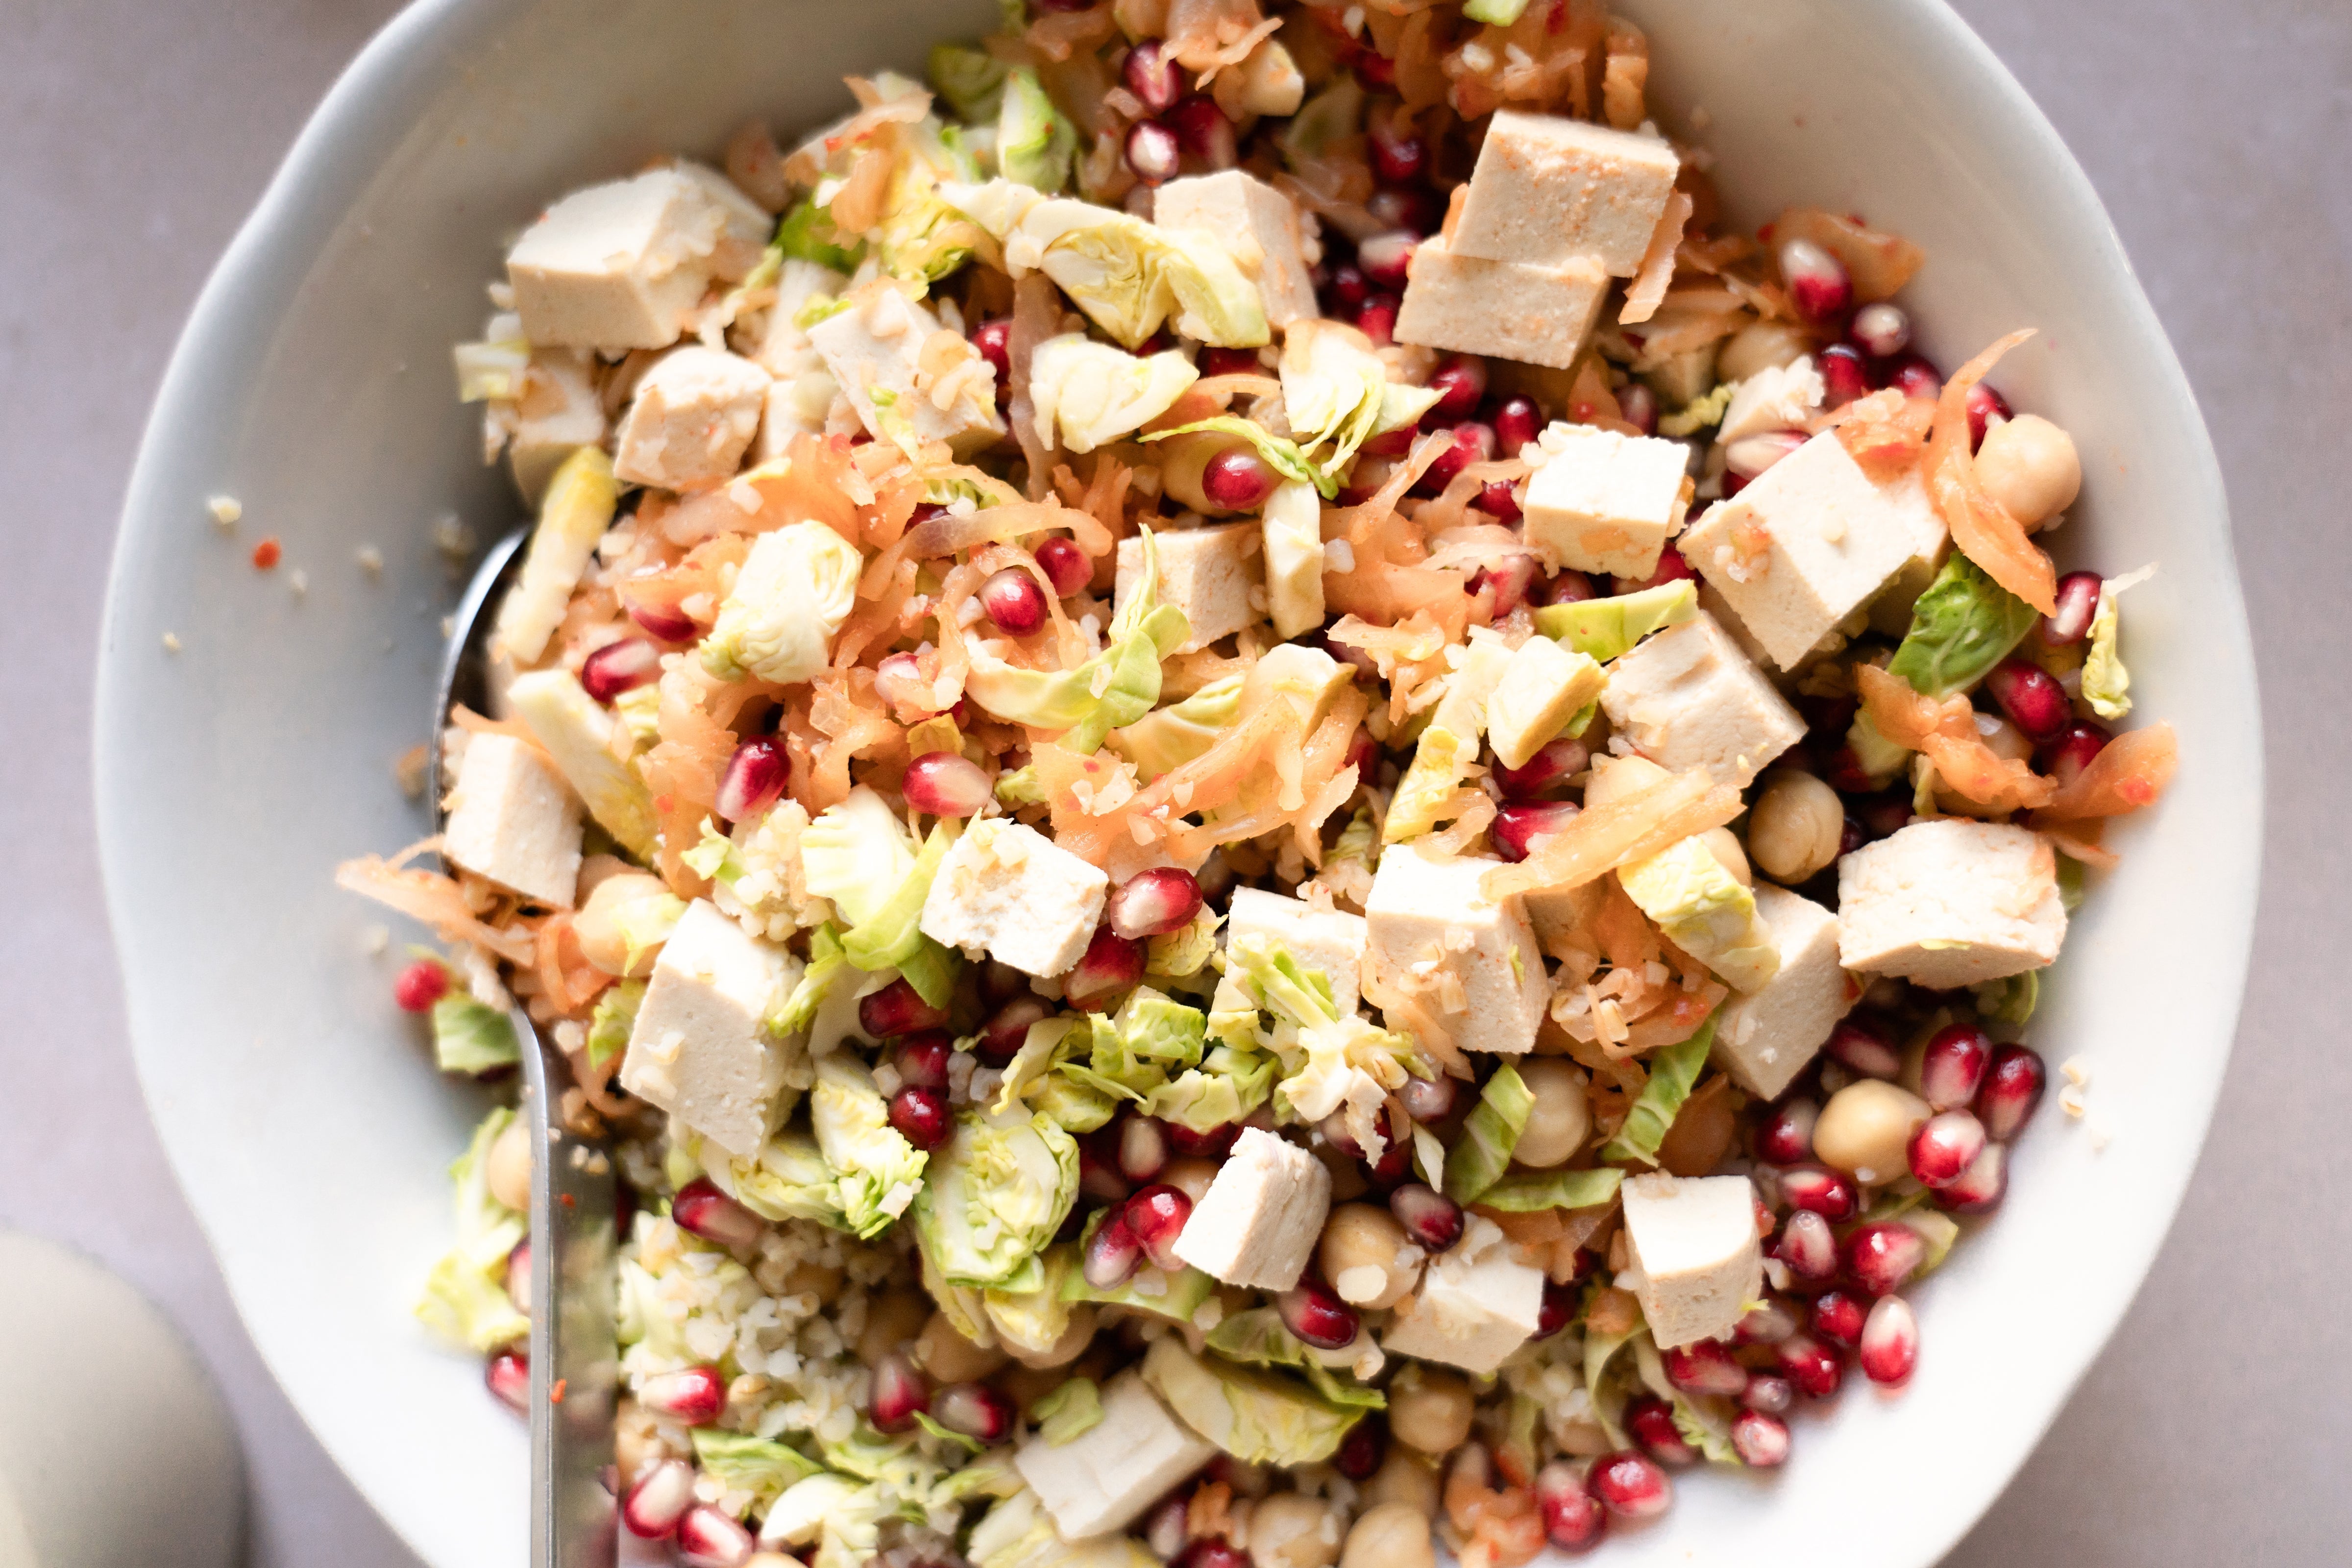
433, 526, 618, 1568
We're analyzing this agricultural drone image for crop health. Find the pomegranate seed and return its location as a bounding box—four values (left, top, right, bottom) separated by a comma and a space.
1536, 1277, 1580, 1338
1325, 263, 1370, 312
675, 1504, 754, 1568
1359, 1105, 1413, 1186
1909, 1109, 1988, 1189
895, 1031, 953, 1090
625, 595, 698, 643
1492, 738, 1588, 801
1399, 1073, 1457, 1123
2042, 570, 2105, 646
1491, 394, 1544, 455
1336, 1420, 1386, 1481
1343, 726, 1379, 778
934, 1381, 1016, 1443
1125, 120, 1181, 186
1203, 445, 1282, 512
1625, 1397, 1697, 1466
1034, 536, 1093, 597
1168, 95, 1235, 168
641, 1365, 726, 1425
1775, 1332, 1844, 1399
1180, 1543, 1250, 1568
1065, 928, 1145, 1012
1536, 1461, 1607, 1551
1421, 357, 1489, 425
1845, 1222, 1928, 1296
1389, 1183, 1464, 1250
1885, 352, 1945, 401
1664, 1339, 1748, 1397
1825, 1016, 1901, 1079
1124, 1183, 1193, 1270
392, 958, 449, 1013
1724, 429, 1807, 480
1936, 1139, 2008, 1213
1774, 1209, 1839, 1282
980, 566, 1049, 636
1859, 1295, 1920, 1386
1984, 659, 2070, 741
1279, 1279, 1362, 1349
1612, 543, 1695, 594
1778, 1164, 1859, 1224
1356, 423, 1416, 461
1587, 1450, 1671, 1520
1083, 1208, 1144, 1287
873, 651, 940, 720
1118, 1116, 1169, 1183
977, 996, 1048, 1065
1123, 40, 1182, 113
888, 1085, 951, 1150
1492, 801, 1580, 863
1353, 294, 1399, 346
979, 958, 1029, 1003
970, 319, 1011, 383
1470, 555, 1539, 617
1731, 1410, 1792, 1468
1747, 1380, 1798, 1421
1919, 1024, 1992, 1110
1145, 1497, 1191, 1561
1470, 480, 1522, 523
505, 1238, 532, 1311
1358, 230, 1419, 292
1732, 1297, 1800, 1347
1849, 302, 1912, 359
1976, 1044, 2048, 1141
902, 750, 991, 818
1542, 568, 1598, 606
581, 637, 662, 703
1967, 381, 2013, 449
1415, 423, 1495, 494
622, 1458, 696, 1539
1811, 1290, 1867, 1350
869, 1351, 929, 1432
671, 1178, 765, 1249
714, 737, 787, 823
1756, 1099, 1819, 1165
1818, 343, 1873, 410
1166, 1121, 1239, 1158
1368, 119, 1428, 184
1198, 347, 1262, 378
487, 1350, 529, 1414
860, 978, 948, 1039
1779, 238, 1852, 323
1354, 47, 1397, 90
1078, 1138, 1131, 1206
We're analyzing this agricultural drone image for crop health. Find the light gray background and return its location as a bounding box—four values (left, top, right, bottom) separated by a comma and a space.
1, 0, 2341, 1563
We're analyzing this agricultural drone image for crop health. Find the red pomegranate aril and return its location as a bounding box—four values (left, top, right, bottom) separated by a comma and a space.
934, 1381, 1016, 1443
1985, 659, 2070, 741
1354, 294, 1399, 346
1118, 1116, 1169, 1183
1664, 1338, 1749, 1398
869, 1351, 929, 1433
582, 637, 662, 703
1967, 381, 2013, 449
970, 319, 1011, 381
1083, 1209, 1144, 1288
675, 1505, 754, 1568
2040, 570, 2105, 647
1731, 1410, 1792, 1468
1198, 346, 1262, 378
1536, 1277, 1580, 1338
625, 596, 698, 643
980, 958, 1029, 1004
1732, 1296, 1800, 1347
1358, 230, 1419, 292
1742, 1374, 1794, 1415
1107, 867, 1203, 940
1849, 301, 1913, 359
1492, 737, 1588, 801
1492, 801, 1580, 864
1424, 357, 1490, 424
1543, 568, 1598, 606
671, 1178, 765, 1249
1779, 237, 1852, 323
1776, 1331, 1845, 1399
1587, 1449, 1671, 1520
1936, 1139, 2008, 1213
888, 1085, 951, 1150
1180, 1543, 1250, 1568
978, 996, 1049, 1064
622, 1458, 696, 1539
1859, 1295, 1920, 1386
505, 1238, 532, 1312
1775, 1209, 1839, 1282
1778, 1163, 1859, 1223
1491, 394, 1544, 455
1398, 1073, 1457, 1124
1325, 263, 1371, 312
1910, 1109, 1988, 1189
1826, 1016, 1902, 1079
1279, 1279, 1362, 1349
1817, 343, 1872, 410
1356, 424, 1415, 460
1470, 553, 1538, 612
1811, 1290, 1868, 1350
1166, 1120, 1239, 1158
1343, 726, 1379, 779
894, 1031, 953, 1091
873, 650, 939, 720
487, 1349, 529, 1414
1976, 1044, 2048, 1141
1845, 1221, 1928, 1296
1123, 40, 1183, 112
1125, 119, 1181, 186
1885, 352, 1946, 401
1535, 1461, 1607, 1552
715, 737, 788, 824
1078, 1138, 1131, 1207
1365, 184, 1438, 235
1336, 1420, 1386, 1481
1367, 117, 1429, 184
1124, 1183, 1193, 1270
1389, 1183, 1464, 1250
2038, 720, 2110, 790
980, 566, 1049, 637
1607, 382, 1655, 438
1756, 1098, 1819, 1165
1200, 445, 1278, 512
1919, 1023, 1993, 1110
1065, 927, 1146, 1012
641, 1365, 726, 1426
392, 957, 449, 1013
1168, 95, 1235, 167
1625, 1397, 1697, 1467
901, 751, 992, 819
1613, 543, 1695, 594
1032, 535, 1093, 597
861, 977, 949, 1039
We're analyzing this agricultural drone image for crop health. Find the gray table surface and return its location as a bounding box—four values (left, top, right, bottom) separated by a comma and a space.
2, 1, 2343, 1563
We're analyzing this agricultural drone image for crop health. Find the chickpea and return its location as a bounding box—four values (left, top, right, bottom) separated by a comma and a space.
857, 1289, 932, 1368
1975, 414, 2081, 529
1716, 319, 1813, 382
783, 1260, 844, 1305
1161, 1157, 1222, 1203
1698, 826, 1753, 887
486, 1117, 533, 1213
1341, 1502, 1435, 1568
1387, 1367, 1474, 1455
1250, 1493, 1341, 1568
1748, 771, 1844, 884
1320, 1205, 1417, 1309
913, 1310, 1008, 1383
1813, 1080, 1931, 1184
1360, 1451, 1442, 1519
1007, 1304, 1097, 1370
1511, 1059, 1592, 1169
1581, 753, 1669, 812
574, 871, 674, 977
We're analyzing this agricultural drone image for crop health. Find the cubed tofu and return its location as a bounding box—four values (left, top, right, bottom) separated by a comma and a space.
667, 160, 776, 282
1712, 886, 1859, 1100
1838, 820, 2066, 988
1013, 1371, 1216, 1541
1394, 234, 1609, 371
1210, 888, 1368, 1021
505, 169, 737, 351
1715, 356, 1827, 446
1381, 1215, 1545, 1374
1153, 171, 1319, 328
441, 732, 582, 907
1115, 524, 1262, 654
612, 346, 771, 492
918, 819, 1110, 978
508, 349, 608, 508
1364, 843, 1549, 1057
1449, 111, 1681, 276
753, 375, 837, 465
1678, 432, 1947, 669
1520, 423, 1692, 582
1597, 612, 1805, 786
751, 259, 848, 377
618, 900, 804, 1157
1486, 638, 1606, 772
1171, 1127, 1332, 1291
807, 281, 1007, 458
1619, 1172, 1763, 1350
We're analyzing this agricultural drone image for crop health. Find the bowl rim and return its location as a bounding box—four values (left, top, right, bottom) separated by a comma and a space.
95, 0, 2263, 1564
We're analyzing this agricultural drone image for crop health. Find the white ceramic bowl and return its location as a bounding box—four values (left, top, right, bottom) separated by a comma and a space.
97, 2, 2261, 1565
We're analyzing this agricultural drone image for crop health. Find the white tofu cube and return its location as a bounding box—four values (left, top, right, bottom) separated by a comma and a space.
508, 349, 608, 508
1013, 1371, 1216, 1541
1210, 888, 1367, 1021
1381, 1215, 1545, 1374
505, 169, 737, 351
1619, 1172, 1762, 1350
1712, 886, 1859, 1100
667, 160, 776, 282
1486, 636, 1605, 772
612, 346, 771, 492
752, 260, 850, 376
1154, 171, 1319, 328
618, 900, 804, 1158
1838, 820, 2066, 989
918, 819, 1110, 979
441, 732, 582, 907
1520, 423, 1692, 582
1114, 524, 1262, 655
1678, 431, 1947, 669
1449, 111, 1681, 276
1596, 612, 1805, 786
1716, 356, 1827, 446
1394, 235, 1609, 370
1171, 1127, 1331, 1290
752, 376, 834, 465
807, 282, 1007, 458
1364, 843, 1549, 1057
